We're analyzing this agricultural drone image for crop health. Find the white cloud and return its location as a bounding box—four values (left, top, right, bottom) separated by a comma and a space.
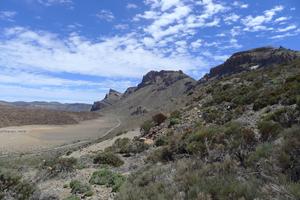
274, 17, 289, 23
277, 25, 297, 32
0, 11, 17, 21
114, 24, 129, 30
96, 10, 115, 22
36, 0, 73, 6
242, 5, 284, 31
126, 3, 138, 9
271, 29, 300, 39
233, 1, 248, 9
224, 13, 240, 24
0, 27, 207, 79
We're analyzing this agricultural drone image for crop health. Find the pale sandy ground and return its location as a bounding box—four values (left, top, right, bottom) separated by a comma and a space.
66, 129, 140, 158
0, 116, 119, 155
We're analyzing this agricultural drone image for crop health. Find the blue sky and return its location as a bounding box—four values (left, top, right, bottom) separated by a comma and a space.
0, 0, 299, 103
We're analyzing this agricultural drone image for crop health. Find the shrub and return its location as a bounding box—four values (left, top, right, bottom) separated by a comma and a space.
146, 147, 174, 163
169, 118, 180, 127
257, 120, 282, 142
152, 113, 167, 125
63, 196, 80, 200
279, 127, 300, 182
0, 169, 36, 199
70, 180, 93, 197
116, 165, 175, 200
170, 110, 181, 119
108, 138, 149, 155
287, 182, 300, 199
93, 152, 124, 167
43, 157, 78, 177
140, 120, 155, 135
185, 126, 221, 155
90, 168, 125, 192
247, 143, 273, 166
155, 135, 169, 147
264, 107, 299, 127
297, 95, 300, 110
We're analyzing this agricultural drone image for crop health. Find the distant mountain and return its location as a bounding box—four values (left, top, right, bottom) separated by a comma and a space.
202, 46, 300, 80
91, 70, 196, 116
0, 101, 92, 112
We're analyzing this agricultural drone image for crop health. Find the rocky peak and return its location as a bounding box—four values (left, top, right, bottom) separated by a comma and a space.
204, 46, 300, 79
137, 70, 191, 90
105, 89, 122, 100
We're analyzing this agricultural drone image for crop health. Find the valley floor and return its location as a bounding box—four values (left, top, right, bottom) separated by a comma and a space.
0, 116, 119, 155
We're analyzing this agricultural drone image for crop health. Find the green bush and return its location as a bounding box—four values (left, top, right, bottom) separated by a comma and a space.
169, 118, 180, 127
70, 180, 93, 197
0, 169, 36, 200
279, 127, 300, 182
43, 157, 78, 177
116, 165, 175, 200
287, 182, 300, 199
170, 110, 181, 119
140, 120, 155, 135
247, 143, 273, 166
154, 135, 169, 147
90, 168, 125, 192
63, 195, 80, 200
264, 107, 299, 127
107, 138, 149, 155
257, 120, 282, 142
93, 152, 124, 167
146, 147, 174, 163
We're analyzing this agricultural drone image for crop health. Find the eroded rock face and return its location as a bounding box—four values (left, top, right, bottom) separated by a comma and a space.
91, 89, 122, 111
122, 87, 137, 99
204, 46, 300, 79
137, 70, 190, 90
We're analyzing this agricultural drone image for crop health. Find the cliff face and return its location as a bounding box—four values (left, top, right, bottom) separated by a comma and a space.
91, 70, 196, 113
204, 46, 300, 79
90, 89, 122, 111
136, 70, 190, 90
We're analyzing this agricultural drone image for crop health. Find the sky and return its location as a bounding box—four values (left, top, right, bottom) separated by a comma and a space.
0, 0, 299, 103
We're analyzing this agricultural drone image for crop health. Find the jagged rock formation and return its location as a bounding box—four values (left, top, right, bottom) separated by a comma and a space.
122, 87, 137, 99
203, 46, 300, 79
136, 70, 189, 90
91, 70, 197, 119
91, 89, 122, 111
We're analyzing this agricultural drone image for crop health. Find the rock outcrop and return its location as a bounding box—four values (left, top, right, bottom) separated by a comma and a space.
91, 89, 122, 111
136, 70, 191, 90
203, 46, 300, 79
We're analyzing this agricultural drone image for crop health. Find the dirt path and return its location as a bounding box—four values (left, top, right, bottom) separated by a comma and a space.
0, 116, 120, 155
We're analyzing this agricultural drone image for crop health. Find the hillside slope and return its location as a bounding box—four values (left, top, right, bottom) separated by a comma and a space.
91, 70, 196, 126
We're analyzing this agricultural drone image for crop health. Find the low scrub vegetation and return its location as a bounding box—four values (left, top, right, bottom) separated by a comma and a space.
93, 152, 124, 167
90, 168, 126, 192
42, 157, 78, 178
106, 138, 149, 155
70, 180, 93, 197
0, 169, 36, 200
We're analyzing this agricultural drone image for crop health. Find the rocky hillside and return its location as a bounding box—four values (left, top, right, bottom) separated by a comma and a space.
203, 46, 300, 79
91, 70, 196, 125
1, 46, 299, 200
91, 89, 122, 111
